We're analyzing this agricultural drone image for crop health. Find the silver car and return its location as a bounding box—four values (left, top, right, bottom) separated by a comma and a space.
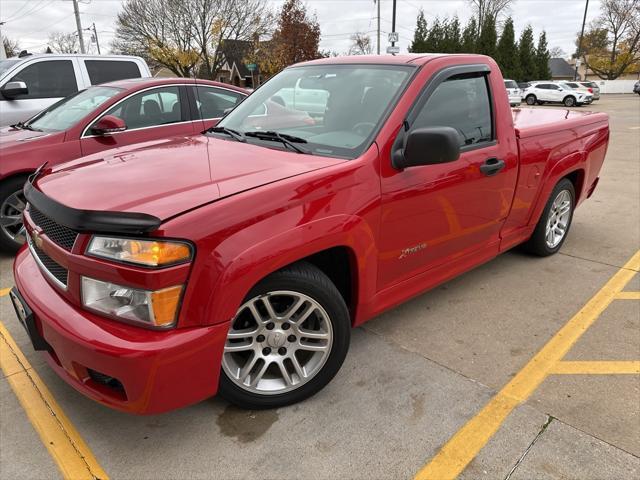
578, 81, 600, 100
558, 81, 594, 103
0, 54, 151, 127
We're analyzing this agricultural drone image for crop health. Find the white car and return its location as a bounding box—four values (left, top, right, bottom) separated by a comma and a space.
558, 81, 593, 103
522, 81, 592, 107
0, 53, 151, 126
504, 79, 521, 107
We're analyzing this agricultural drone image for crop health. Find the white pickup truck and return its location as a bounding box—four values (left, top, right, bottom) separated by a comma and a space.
0, 54, 151, 126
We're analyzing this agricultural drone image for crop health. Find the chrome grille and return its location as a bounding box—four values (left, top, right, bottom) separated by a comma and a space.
28, 237, 68, 289
28, 206, 78, 251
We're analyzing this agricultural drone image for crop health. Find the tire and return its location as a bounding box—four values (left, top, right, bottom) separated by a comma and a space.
563, 96, 576, 107
522, 178, 575, 257
0, 175, 29, 254
525, 94, 536, 105
218, 262, 350, 409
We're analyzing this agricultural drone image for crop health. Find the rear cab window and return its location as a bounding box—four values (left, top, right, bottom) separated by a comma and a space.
84, 60, 141, 85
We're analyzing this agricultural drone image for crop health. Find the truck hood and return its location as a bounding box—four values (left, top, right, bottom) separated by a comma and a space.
35, 135, 344, 221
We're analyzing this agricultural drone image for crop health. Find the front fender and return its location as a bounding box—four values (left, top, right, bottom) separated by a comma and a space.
198, 214, 378, 326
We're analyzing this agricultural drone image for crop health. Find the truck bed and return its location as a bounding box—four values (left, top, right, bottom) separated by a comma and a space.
513, 107, 609, 138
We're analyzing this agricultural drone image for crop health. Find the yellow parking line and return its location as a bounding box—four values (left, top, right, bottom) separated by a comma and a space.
0, 322, 109, 480
615, 291, 640, 300
551, 361, 640, 374
0, 287, 11, 297
414, 249, 640, 480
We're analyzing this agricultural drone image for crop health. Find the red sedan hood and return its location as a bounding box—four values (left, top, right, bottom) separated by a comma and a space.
0, 126, 60, 150
35, 135, 343, 220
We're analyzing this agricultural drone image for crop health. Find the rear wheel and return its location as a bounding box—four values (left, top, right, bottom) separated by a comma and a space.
522, 178, 575, 256
218, 262, 350, 409
525, 94, 537, 105
563, 96, 576, 107
0, 175, 29, 253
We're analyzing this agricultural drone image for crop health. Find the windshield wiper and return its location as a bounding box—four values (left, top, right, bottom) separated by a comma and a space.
10, 121, 40, 132
207, 126, 245, 142
244, 130, 310, 154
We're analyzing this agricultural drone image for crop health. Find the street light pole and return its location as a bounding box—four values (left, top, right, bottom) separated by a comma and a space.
391, 0, 397, 49
91, 23, 100, 54
72, 0, 86, 54
574, 0, 589, 81
376, 0, 380, 55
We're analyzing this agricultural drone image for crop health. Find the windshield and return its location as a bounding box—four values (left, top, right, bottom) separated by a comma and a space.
0, 59, 21, 76
504, 80, 518, 88
218, 64, 414, 159
27, 86, 122, 132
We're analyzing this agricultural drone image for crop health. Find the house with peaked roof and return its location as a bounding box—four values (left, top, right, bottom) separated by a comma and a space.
217, 39, 266, 89
548, 57, 576, 80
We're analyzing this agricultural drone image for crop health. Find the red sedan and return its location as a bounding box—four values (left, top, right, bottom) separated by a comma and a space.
0, 78, 247, 252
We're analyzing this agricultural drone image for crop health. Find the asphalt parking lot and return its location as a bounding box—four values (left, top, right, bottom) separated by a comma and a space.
1, 94, 639, 480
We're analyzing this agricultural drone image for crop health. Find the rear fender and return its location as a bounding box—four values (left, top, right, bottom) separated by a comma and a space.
202, 214, 378, 326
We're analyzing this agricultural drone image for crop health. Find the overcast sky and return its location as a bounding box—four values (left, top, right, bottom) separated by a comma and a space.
0, 0, 600, 58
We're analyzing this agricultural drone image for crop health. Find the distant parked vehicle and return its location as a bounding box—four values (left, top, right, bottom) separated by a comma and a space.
504, 79, 521, 107
634, 81, 640, 95
578, 81, 600, 100
558, 81, 594, 103
517, 81, 531, 91
0, 78, 247, 252
523, 81, 592, 107
0, 54, 152, 127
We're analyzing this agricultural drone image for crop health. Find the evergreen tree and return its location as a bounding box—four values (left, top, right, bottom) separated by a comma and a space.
409, 9, 428, 53
496, 17, 519, 79
518, 25, 537, 81
442, 16, 461, 53
535, 31, 552, 80
461, 17, 477, 53
476, 14, 497, 58
426, 18, 443, 52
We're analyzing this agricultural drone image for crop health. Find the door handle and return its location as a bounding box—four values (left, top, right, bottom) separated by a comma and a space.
479, 157, 505, 176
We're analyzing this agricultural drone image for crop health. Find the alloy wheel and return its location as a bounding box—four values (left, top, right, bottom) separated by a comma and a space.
0, 189, 27, 245
545, 190, 572, 248
222, 290, 333, 395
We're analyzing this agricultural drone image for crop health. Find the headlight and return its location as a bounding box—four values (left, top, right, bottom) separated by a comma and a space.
87, 236, 192, 267
81, 277, 183, 328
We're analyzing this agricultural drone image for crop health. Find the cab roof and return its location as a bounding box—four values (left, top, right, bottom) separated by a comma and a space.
294, 53, 489, 68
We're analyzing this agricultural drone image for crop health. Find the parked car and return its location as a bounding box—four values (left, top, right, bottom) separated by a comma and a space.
0, 78, 247, 252
578, 81, 600, 100
0, 54, 151, 127
523, 81, 592, 107
10, 54, 609, 414
504, 79, 521, 107
634, 80, 640, 95
557, 81, 594, 103
517, 81, 531, 91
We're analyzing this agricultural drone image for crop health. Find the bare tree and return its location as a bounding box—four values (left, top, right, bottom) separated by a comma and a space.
2, 36, 21, 57
348, 32, 373, 55
112, 0, 273, 78
48, 31, 79, 54
549, 46, 566, 57
468, 0, 514, 35
579, 0, 640, 79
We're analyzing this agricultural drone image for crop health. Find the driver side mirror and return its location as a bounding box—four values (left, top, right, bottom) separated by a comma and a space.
1, 81, 28, 99
392, 127, 460, 170
91, 115, 127, 136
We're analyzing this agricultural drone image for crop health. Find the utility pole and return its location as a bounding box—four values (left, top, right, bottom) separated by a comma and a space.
72, 0, 86, 54
391, 0, 397, 49
574, 0, 589, 81
0, 21, 6, 59
90, 23, 100, 54
376, 0, 380, 55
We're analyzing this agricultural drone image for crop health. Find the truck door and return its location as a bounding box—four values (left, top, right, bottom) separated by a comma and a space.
378, 66, 518, 290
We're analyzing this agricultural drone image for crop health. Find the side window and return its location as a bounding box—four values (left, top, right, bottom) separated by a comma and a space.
412, 73, 493, 148
193, 86, 245, 119
93, 86, 182, 131
549, 84, 560, 90
6, 60, 77, 99
537, 84, 548, 90
84, 60, 141, 85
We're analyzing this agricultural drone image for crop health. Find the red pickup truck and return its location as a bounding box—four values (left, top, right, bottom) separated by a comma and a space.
11, 54, 609, 414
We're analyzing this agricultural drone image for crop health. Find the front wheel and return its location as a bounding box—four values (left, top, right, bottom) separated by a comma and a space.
522, 178, 575, 256
218, 262, 350, 409
563, 96, 576, 107
0, 175, 29, 253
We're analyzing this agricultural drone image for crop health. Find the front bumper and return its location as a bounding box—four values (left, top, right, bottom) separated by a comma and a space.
13, 248, 229, 414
